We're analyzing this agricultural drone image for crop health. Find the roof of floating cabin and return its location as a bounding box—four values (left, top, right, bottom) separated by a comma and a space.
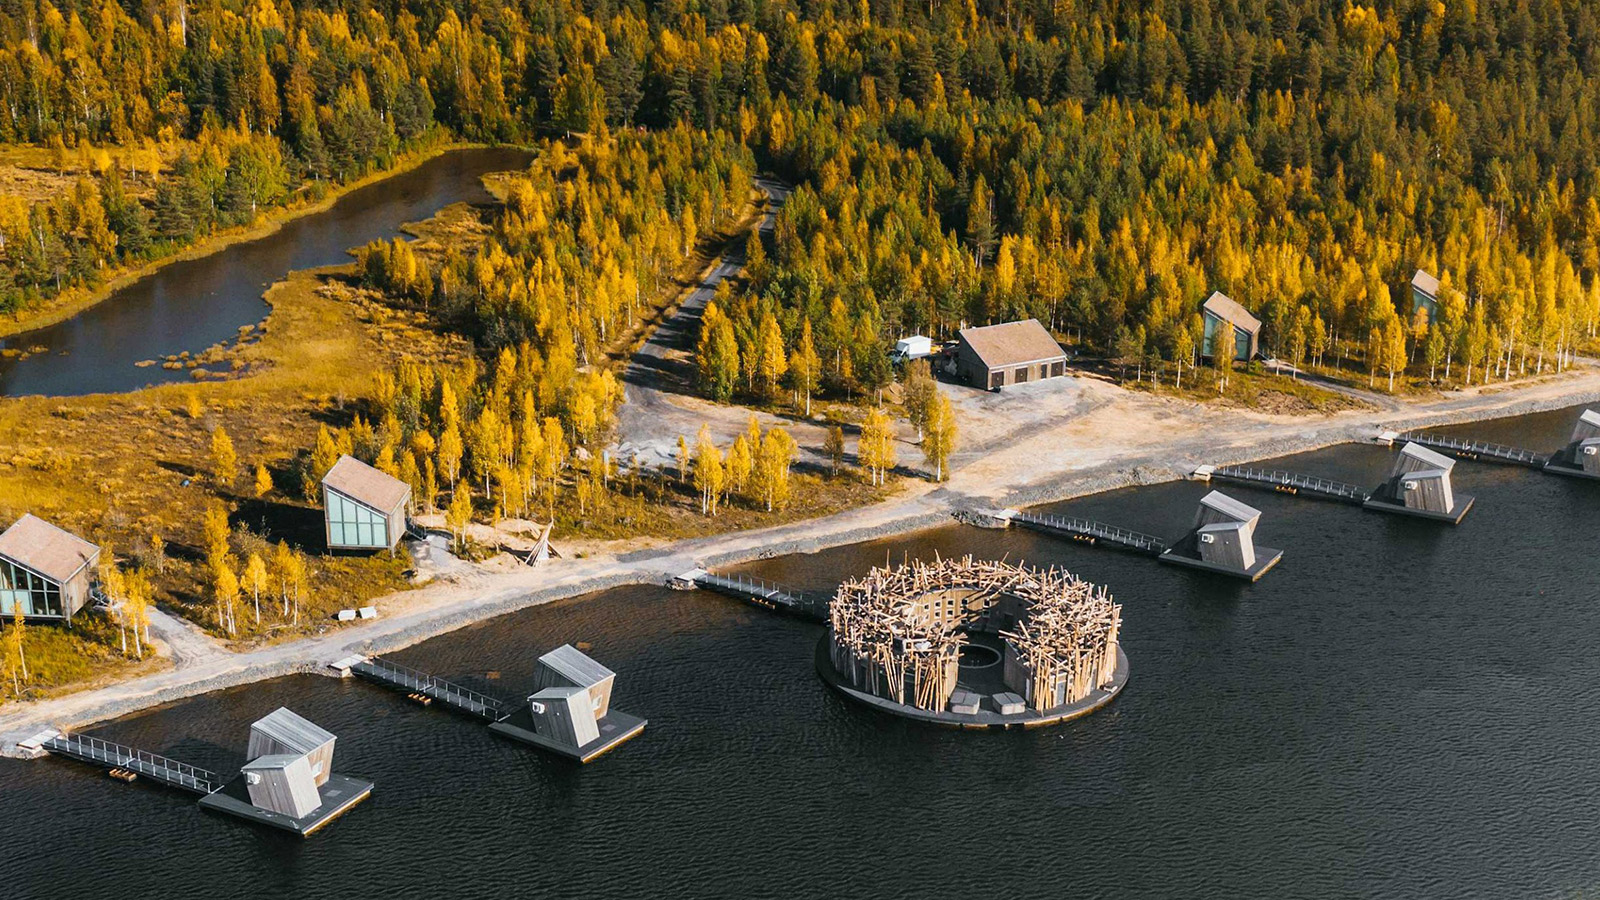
0, 514, 100, 583
538, 644, 615, 688
250, 707, 336, 753
242, 753, 305, 773
956, 319, 1065, 368
1201, 292, 1262, 334
1411, 269, 1440, 298
1397, 442, 1456, 472
1198, 491, 1262, 524
321, 455, 411, 513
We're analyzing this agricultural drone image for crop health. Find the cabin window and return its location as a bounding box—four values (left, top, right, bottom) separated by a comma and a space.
0, 560, 63, 617
326, 491, 389, 548
1014, 366, 1030, 383
1050, 361, 1064, 377
988, 372, 1003, 390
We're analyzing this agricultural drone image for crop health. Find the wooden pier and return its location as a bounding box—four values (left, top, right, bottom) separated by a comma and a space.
684, 571, 831, 622
43, 733, 220, 794
1400, 432, 1547, 468
1009, 511, 1168, 555
1207, 466, 1370, 505
351, 657, 507, 721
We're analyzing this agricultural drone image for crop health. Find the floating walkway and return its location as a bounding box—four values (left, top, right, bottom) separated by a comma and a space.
42, 733, 219, 794
1008, 511, 1168, 555
1396, 432, 1547, 468
1202, 465, 1370, 505
675, 570, 831, 622
351, 657, 506, 721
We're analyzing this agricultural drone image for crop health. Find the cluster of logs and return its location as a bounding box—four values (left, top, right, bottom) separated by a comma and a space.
828, 555, 1120, 712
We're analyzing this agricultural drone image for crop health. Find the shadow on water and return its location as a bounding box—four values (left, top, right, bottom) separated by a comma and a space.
0, 146, 532, 397
5, 404, 1600, 900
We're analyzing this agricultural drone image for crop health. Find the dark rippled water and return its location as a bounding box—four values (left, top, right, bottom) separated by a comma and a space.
4, 405, 1599, 899
0, 146, 531, 397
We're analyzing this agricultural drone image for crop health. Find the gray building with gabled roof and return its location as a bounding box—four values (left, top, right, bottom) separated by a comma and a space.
321, 455, 411, 552
954, 319, 1068, 390
0, 514, 100, 623
1201, 292, 1261, 362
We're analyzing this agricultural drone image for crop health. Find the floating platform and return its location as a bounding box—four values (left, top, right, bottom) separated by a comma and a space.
1208, 465, 1369, 505
198, 773, 373, 837
1157, 536, 1284, 582
1362, 493, 1475, 524
689, 571, 830, 622
488, 708, 647, 762
814, 637, 1129, 729
1542, 448, 1600, 481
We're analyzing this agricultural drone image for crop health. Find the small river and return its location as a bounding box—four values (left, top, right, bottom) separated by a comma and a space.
2, 405, 1598, 899
0, 147, 531, 397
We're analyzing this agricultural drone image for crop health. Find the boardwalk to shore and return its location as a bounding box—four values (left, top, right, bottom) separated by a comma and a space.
6, 366, 1600, 754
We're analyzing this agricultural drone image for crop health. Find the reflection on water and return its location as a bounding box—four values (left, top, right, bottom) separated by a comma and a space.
2, 405, 1599, 899
0, 147, 531, 397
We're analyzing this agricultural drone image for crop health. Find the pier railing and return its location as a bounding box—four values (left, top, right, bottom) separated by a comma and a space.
694, 572, 830, 622
44, 733, 219, 794
353, 657, 507, 721
1403, 432, 1547, 467
1212, 466, 1369, 503
1010, 512, 1168, 555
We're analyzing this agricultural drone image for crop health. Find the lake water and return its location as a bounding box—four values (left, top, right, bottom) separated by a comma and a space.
2, 404, 1597, 899
0, 147, 531, 397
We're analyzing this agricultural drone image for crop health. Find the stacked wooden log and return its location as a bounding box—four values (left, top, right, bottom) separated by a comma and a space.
827, 555, 1121, 713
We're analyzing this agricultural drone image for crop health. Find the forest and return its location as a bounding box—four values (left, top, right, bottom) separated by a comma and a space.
4, 0, 1600, 392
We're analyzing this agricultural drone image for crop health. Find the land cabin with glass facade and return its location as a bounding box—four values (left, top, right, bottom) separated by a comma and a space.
0, 514, 100, 623
321, 455, 411, 552
1200, 292, 1262, 363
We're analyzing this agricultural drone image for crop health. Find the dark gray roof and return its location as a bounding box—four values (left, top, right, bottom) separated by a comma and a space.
322, 455, 411, 514
0, 514, 100, 583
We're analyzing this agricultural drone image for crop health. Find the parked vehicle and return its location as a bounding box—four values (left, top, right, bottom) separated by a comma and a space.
890, 335, 934, 363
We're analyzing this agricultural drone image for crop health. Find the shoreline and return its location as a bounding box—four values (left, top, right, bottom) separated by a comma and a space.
5, 367, 1600, 754
0, 137, 484, 341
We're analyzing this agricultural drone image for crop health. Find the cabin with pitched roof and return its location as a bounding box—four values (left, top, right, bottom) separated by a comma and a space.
954, 319, 1068, 390
1200, 292, 1261, 363
0, 514, 100, 623
321, 455, 411, 552
1410, 269, 1440, 323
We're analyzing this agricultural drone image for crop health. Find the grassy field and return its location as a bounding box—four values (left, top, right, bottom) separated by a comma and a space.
1112, 363, 1373, 414
0, 262, 466, 684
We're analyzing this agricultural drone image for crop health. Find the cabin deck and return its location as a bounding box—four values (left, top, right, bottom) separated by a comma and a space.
198, 773, 373, 837
489, 709, 648, 762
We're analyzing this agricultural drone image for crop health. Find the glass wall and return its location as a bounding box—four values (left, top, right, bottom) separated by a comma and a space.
0, 559, 63, 618
326, 490, 390, 548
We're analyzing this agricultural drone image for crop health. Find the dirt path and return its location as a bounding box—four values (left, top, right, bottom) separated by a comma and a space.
7, 359, 1600, 753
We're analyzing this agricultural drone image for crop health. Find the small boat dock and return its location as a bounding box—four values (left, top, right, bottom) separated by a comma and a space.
1199, 465, 1370, 505
42, 733, 220, 794
350, 656, 506, 721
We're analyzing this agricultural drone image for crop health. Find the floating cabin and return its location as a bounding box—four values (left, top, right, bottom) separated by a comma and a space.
1411, 269, 1441, 323
1200, 292, 1261, 363
1365, 442, 1474, 524
0, 514, 100, 623
1158, 490, 1284, 581
1543, 409, 1600, 480
954, 319, 1068, 390
197, 708, 372, 836
489, 644, 647, 762
821, 557, 1127, 727
321, 454, 411, 553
